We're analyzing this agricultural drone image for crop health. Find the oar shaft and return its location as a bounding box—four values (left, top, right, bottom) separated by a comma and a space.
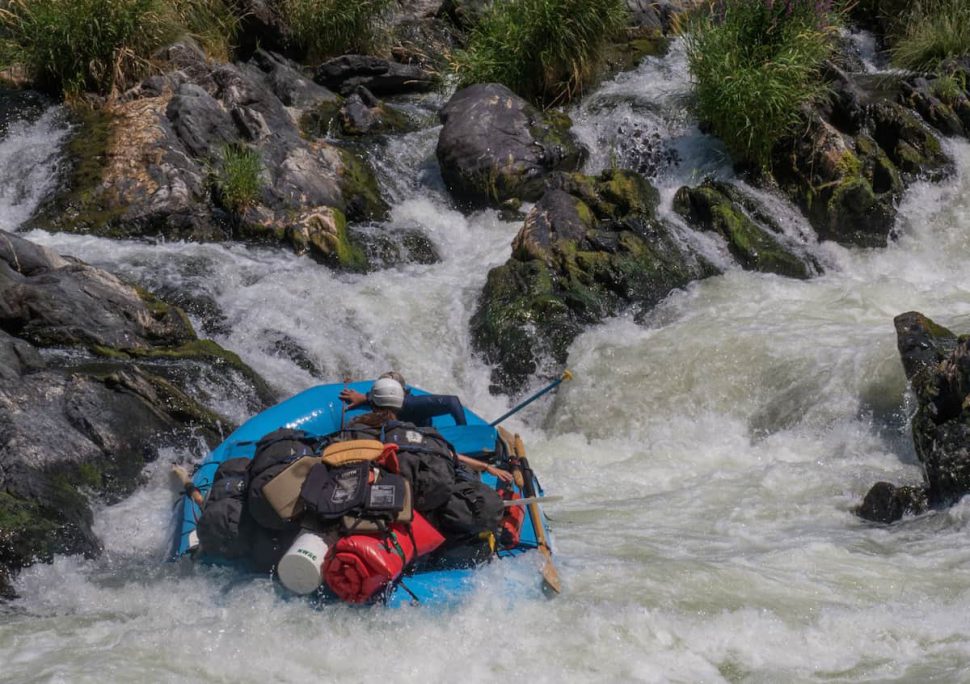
490, 370, 572, 427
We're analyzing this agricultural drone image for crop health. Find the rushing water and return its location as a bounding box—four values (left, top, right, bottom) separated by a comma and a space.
4, 40, 970, 682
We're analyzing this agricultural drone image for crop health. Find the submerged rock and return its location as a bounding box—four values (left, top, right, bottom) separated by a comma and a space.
0, 231, 274, 595
857, 312, 970, 523
472, 169, 716, 393
436, 83, 586, 208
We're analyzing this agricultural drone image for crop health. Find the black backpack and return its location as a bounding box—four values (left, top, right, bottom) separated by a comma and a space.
247, 428, 320, 530
196, 458, 253, 558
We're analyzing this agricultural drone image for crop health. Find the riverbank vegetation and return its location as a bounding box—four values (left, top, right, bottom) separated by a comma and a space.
451, 0, 628, 107
683, 0, 841, 169
0, 0, 179, 95
889, 0, 970, 72
281, 0, 392, 63
213, 144, 263, 215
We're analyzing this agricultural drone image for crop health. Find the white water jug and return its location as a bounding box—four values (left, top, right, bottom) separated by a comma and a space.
277, 531, 329, 594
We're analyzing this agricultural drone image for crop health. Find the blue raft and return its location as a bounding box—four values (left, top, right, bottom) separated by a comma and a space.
170, 381, 555, 607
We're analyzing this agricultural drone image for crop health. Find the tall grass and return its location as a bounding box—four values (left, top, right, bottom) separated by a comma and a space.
169, 0, 241, 62
0, 0, 179, 95
281, 0, 393, 62
214, 144, 263, 214
683, 0, 840, 169
890, 0, 970, 72
452, 0, 628, 107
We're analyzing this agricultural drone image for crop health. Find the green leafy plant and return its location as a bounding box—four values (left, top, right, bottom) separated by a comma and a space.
451, 0, 628, 107
0, 0, 179, 95
214, 144, 263, 214
168, 0, 241, 61
683, 0, 840, 169
890, 0, 970, 73
281, 0, 393, 62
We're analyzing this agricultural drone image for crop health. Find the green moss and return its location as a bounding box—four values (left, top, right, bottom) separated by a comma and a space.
300, 98, 344, 139
336, 147, 388, 221
76, 462, 103, 489
30, 103, 124, 233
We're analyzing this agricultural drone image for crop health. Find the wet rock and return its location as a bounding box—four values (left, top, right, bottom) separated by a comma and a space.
313, 55, 437, 97
673, 182, 817, 279
870, 101, 952, 181
357, 228, 441, 268
0, 232, 274, 595
472, 169, 716, 393
285, 207, 367, 271
857, 482, 929, 524
901, 76, 965, 137
773, 115, 900, 248
436, 83, 586, 208
250, 50, 339, 110
857, 312, 970, 522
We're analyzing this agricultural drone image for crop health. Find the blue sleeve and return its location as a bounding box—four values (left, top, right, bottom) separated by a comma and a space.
399, 394, 467, 427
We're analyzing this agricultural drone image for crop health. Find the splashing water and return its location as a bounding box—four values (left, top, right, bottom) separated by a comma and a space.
4, 43, 970, 681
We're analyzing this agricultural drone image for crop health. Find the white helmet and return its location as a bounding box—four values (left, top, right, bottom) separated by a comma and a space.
369, 377, 405, 410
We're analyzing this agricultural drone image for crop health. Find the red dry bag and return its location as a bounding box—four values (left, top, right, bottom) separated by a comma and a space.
322, 512, 445, 603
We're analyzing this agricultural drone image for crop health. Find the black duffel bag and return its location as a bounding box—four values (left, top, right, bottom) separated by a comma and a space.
248, 428, 319, 530
432, 479, 503, 536
196, 458, 253, 558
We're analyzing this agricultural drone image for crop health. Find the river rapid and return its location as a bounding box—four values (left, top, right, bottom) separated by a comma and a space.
3, 42, 970, 683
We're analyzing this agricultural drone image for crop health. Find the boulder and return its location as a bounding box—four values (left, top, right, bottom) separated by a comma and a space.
32, 46, 386, 266
313, 55, 437, 96
436, 83, 586, 208
870, 101, 952, 181
672, 181, 818, 279
857, 312, 970, 523
472, 169, 716, 393
0, 232, 273, 596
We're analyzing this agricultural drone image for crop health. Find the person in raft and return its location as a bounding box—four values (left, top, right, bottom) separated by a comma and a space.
339, 371, 468, 427
350, 377, 513, 484
340, 377, 508, 554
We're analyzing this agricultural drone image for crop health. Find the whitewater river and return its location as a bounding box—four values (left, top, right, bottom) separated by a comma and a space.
3, 42, 970, 683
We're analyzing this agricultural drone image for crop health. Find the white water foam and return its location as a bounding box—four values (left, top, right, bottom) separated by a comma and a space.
0, 106, 70, 232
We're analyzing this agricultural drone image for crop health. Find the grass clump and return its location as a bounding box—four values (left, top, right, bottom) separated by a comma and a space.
169, 0, 241, 62
683, 0, 840, 169
890, 0, 970, 73
451, 0, 628, 107
214, 144, 263, 214
0, 0, 179, 95
281, 0, 393, 62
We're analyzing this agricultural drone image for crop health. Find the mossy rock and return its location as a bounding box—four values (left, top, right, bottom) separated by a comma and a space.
473, 170, 717, 393
301, 98, 345, 138
673, 183, 813, 279
336, 147, 389, 222
870, 101, 952, 181
287, 207, 369, 272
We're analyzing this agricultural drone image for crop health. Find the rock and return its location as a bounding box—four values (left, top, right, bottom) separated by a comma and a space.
0, 231, 194, 352
438, 0, 494, 29
313, 55, 437, 97
472, 169, 716, 393
870, 101, 952, 181
166, 83, 239, 157
285, 207, 367, 271
0, 232, 274, 594
233, 0, 290, 60
773, 115, 900, 248
901, 76, 965, 137
436, 83, 586, 208
857, 482, 929, 524
32, 46, 389, 260
673, 182, 817, 279
857, 312, 970, 522
338, 87, 414, 137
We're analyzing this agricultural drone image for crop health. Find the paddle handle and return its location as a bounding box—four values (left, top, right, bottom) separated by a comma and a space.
171, 465, 204, 507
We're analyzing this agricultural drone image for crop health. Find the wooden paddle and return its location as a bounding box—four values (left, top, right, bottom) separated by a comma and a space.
511, 433, 562, 594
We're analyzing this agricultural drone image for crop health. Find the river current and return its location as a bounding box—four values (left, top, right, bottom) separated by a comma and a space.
2, 42, 970, 683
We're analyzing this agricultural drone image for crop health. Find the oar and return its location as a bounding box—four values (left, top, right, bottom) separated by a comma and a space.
503, 495, 562, 507
511, 433, 561, 594
490, 370, 573, 427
